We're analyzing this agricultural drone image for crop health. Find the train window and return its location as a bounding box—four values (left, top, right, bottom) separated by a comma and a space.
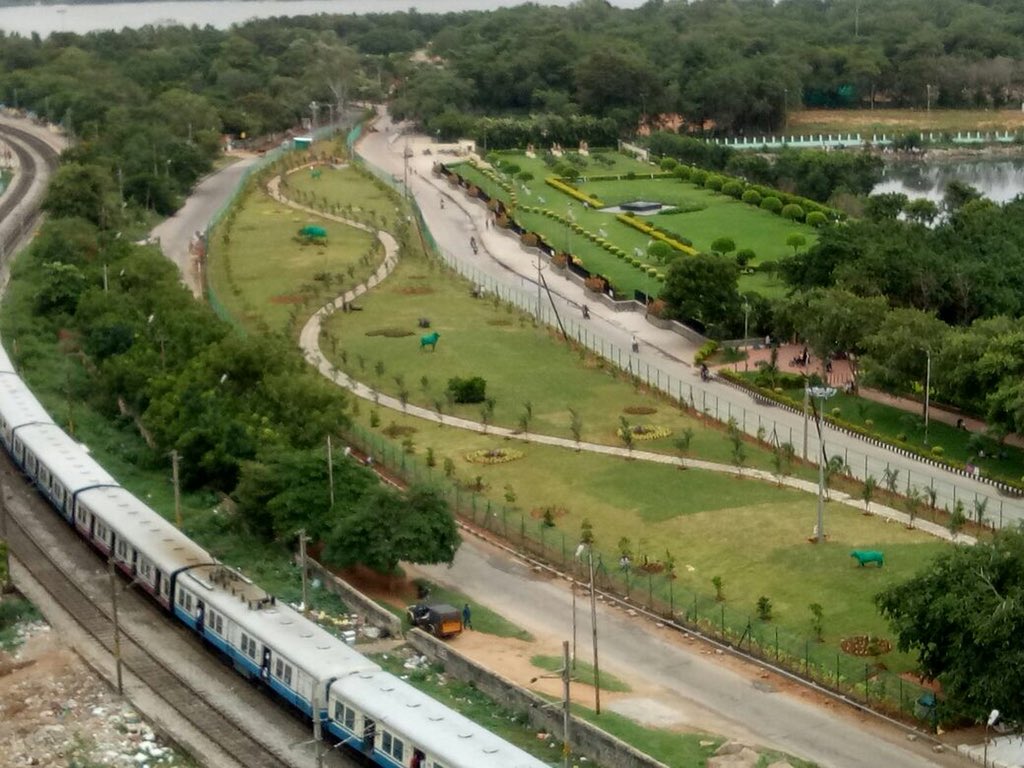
284, 665, 292, 687
344, 706, 355, 730
216, 614, 223, 634
334, 702, 343, 721
392, 738, 404, 762
160, 579, 169, 597
275, 658, 283, 678
116, 541, 127, 559
39, 467, 49, 485
382, 733, 391, 754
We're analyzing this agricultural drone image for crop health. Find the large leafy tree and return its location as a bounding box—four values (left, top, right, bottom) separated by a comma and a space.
322, 484, 460, 575
660, 252, 742, 337
877, 530, 1024, 725
860, 308, 949, 395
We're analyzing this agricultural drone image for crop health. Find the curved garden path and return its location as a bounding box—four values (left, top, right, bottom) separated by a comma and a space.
276, 171, 971, 548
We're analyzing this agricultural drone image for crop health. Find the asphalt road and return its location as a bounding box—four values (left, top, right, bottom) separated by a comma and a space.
151, 154, 259, 296
357, 110, 1024, 531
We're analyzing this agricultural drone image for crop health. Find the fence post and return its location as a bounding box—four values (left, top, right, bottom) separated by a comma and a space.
864, 664, 870, 703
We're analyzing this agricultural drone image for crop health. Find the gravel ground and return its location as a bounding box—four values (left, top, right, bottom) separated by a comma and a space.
0, 619, 195, 768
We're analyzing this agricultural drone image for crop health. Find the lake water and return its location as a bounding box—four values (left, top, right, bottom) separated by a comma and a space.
872, 159, 1024, 204
0, 0, 645, 38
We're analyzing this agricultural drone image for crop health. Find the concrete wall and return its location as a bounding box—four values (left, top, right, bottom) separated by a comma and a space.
407, 629, 671, 768
300, 556, 403, 638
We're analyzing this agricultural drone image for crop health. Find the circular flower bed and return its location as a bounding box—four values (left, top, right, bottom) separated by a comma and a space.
618, 424, 672, 441
841, 635, 892, 657
465, 448, 525, 465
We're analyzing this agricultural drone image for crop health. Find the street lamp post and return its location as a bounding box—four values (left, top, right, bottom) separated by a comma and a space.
924, 349, 931, 446
309, 100, 318, 133
742, 299, 751, 371
807, 386, 837, 544
565, 203, 573, 262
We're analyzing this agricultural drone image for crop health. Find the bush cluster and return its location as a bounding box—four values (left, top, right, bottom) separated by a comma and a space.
447, 376, 487, 404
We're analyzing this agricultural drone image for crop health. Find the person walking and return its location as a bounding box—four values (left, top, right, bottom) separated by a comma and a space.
462, 602, 473, 630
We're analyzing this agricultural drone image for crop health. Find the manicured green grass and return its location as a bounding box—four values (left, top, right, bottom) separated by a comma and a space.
285, 164, 402, 227
412, 578, 534, 640
350, 405, 942, 675
453, 153, 816, 300
531, 655, 632, 692
320, 252, 790, 474
208, 184, 380, 335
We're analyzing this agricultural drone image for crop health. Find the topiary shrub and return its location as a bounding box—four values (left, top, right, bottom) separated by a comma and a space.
722, 180, 744, 198
517, 170, 534, 182
447, 376, 487, 404
660, 157, 678, 171
741, 189, 762, 206
781, 203, 805, 221
690, 169, 708, 186
760, 196, 783, 214
704, 175, 724, 192
673, 166, 692, 181
806, 210, 827, 227
735, 249, 756, 268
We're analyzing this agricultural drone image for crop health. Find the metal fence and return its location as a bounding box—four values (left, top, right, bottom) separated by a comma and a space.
344, 420, 957, 728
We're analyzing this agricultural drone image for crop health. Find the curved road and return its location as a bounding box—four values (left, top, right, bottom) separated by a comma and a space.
357, 110, 1024, 532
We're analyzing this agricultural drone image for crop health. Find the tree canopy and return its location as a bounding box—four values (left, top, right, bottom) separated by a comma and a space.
877, 530, 1024, 725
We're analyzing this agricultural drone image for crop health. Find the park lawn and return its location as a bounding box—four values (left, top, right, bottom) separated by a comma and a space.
321, 255, 790, 473
350, 405, 944, 677
788, 108, 1024, 136
486, 147, 654, 181
208, 186, 379, 335
777, 385, 1024, 494
285, 163, 402, 229
531, 655, 632, 692
738, 268, 788, 299
579, 177, 818, 264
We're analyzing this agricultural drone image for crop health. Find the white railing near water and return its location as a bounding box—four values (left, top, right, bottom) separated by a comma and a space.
711, 130, 1021, 151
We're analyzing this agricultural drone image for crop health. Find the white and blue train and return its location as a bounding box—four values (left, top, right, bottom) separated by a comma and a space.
0, 342, 551, 768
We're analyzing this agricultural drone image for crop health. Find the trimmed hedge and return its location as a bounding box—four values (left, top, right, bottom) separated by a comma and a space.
544, 176, 604, 207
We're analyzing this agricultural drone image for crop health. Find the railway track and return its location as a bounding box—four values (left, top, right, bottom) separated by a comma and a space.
0, 121, 58, 256
4, 498, 293, 768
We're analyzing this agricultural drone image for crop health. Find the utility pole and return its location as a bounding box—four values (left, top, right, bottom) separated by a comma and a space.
802, 385, 810, 461
326, 435, 335, 508
299, 529, 309, 613
171, 450, 181, 529
924, 350, 931, 446
561, 640, 571, 768
571, 576, 577, 669
536, 257, 545, 321
1, 483, 12, 595
808, 386, 837, 543
313, 684, 324, 768
588, 549, 601, 714
108, 555, 124, 695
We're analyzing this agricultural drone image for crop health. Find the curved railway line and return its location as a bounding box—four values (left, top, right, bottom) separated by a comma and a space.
0, 121, 357, 768
3, 486, 292, 768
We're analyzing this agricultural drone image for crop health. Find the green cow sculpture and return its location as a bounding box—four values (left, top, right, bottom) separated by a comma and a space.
850, 550, 884, 567
420, 331, 441, 351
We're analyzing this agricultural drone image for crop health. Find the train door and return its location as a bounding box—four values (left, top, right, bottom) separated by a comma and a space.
260, 646, 271, 682
196, 600, 205, 634
363, 718, 376, 754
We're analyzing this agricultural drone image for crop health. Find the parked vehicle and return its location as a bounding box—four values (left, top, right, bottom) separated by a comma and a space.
407, 603, 464, 638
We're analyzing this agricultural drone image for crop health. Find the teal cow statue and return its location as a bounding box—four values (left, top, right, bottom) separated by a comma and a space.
850, 550, 884, 567
420, 331, 441, 351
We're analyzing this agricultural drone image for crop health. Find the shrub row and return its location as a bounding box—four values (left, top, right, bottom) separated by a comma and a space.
616, 213, 698, 256
544, 176, 604, 208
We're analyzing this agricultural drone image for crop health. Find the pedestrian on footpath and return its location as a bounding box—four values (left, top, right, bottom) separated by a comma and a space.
462, 602, 473, 630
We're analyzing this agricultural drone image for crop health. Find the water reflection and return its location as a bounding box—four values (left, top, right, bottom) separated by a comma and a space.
872, 159, 1024, 204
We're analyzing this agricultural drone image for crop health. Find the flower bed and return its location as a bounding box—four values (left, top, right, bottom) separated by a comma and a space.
465, 448, 525, 465
616, 213, 698, 256
841, 635, 892, 657
544, 176, 604, 207
618, 424, 672, 441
